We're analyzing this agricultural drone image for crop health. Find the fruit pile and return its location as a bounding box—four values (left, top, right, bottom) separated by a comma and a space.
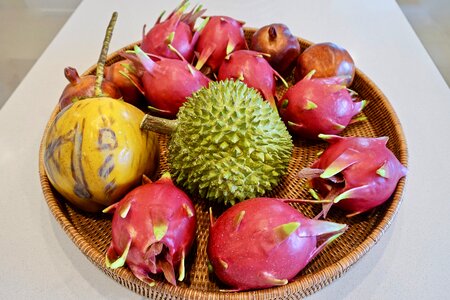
42, 1, 407, 292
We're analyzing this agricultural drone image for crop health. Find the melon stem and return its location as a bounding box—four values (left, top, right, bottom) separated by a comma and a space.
140, 114, 179, 135
94, 12, 118, 97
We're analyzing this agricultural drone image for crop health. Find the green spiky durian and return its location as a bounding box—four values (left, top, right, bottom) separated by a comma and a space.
166, 79, 293, 204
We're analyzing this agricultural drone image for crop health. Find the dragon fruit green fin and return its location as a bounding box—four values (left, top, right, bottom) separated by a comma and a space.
333, 184, 370, 203
119, 201, 132, 218
233, 210, 245, 232
304, 100, 318, 110
261, 271, 288, 286
376, 161, 390, 178
153, 223, 169, 241
106, 238, 131, 269
178, 251, 186, 281
320, 149, 359, 179
274, 222, 300, 243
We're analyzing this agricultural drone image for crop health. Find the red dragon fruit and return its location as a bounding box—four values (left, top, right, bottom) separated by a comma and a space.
299, 134, 408, 218
141, 0, 206, 62
217, 49, 287, 110
207, 197, 347, 291
123, 45, 211, 118
195, 16, 247, 72
278, 71, 366, 139
104, 173, 197, 286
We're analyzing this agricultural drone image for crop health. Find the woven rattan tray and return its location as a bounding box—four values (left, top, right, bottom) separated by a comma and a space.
39, 29, 408, 299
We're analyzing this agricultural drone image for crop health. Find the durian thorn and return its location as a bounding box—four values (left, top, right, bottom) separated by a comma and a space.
304, 69, 316, 80
140, 114, 178, 135
95, 12, 118, 97
106, 238, 131, 269
178, 251, 186, 281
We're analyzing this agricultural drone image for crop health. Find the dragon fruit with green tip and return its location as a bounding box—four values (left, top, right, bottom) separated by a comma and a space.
122, 45, 211, 118
104, 173, 196, 286
207, 197, 347, 291
278, 71, 366, 139
141, 0, 206, 62
299, 134, 408, 218
195, 15, 247, 72
217, 49, 287, 110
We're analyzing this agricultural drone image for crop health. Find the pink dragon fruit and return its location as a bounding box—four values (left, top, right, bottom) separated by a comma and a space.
123, 45, 211, 118
278, 71, 366, 139
207, 197, 347, 291
195, 16, 247, 72
217, 49, 287, 110
104, 173, 197, 286
141, 0, 206, 62
299, 134, 408, 218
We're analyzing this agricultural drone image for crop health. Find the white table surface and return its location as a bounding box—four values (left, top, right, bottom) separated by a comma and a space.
1, 0, 449, 299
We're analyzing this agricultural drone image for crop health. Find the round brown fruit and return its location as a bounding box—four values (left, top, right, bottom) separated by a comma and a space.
251, 23, 301, 75
294, 42, 355, 86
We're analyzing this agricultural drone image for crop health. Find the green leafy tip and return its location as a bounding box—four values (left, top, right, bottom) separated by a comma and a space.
274, 222, 300, 242
106, 239, 131, 269
153, 223, 168, 241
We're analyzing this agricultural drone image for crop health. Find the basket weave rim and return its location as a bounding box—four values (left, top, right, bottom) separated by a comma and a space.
38, 29, 408, 299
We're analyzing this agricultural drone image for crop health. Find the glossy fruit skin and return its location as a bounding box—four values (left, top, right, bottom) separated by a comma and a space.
207, 198, 347, 291
106, 175, 196, 286
294, 42, 355, 86
104, 60, 144, 106
58, 67, 122, 109
251, 23, 300, 75
43, 98, 159, 212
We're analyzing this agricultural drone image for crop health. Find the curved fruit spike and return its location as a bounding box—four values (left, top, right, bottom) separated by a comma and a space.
376, 160, 390, 178
95, 12, 118, 97
209, 207, 215, 226
158, 259, 177, 286
106, 238, 131, 269
119, 201, 131, 218
298, 168, 324, 179
178, 251, 186, 281
148, 105, 173, 116
307, 224, 347, 263
195, 43, 215, 70
304, 69, 316, 80
142, 174, 152, 184
166, 31, 176, 44
318, 133, 344, 144
130, 265, 157, 286
183, 203, 194, 217
102, 202, 118, 214
261, 272, 288, 286
133, 45, 157, 74
153, 223, 168, 241
233, 210, 245, 232
274, 222, 300, 243
304, 100, 318, 110
118, 70, 145, 95
155, 10, 166, 24
320, 149, 359, 179
333, 184, 370, 203
219, 258, 229, 270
